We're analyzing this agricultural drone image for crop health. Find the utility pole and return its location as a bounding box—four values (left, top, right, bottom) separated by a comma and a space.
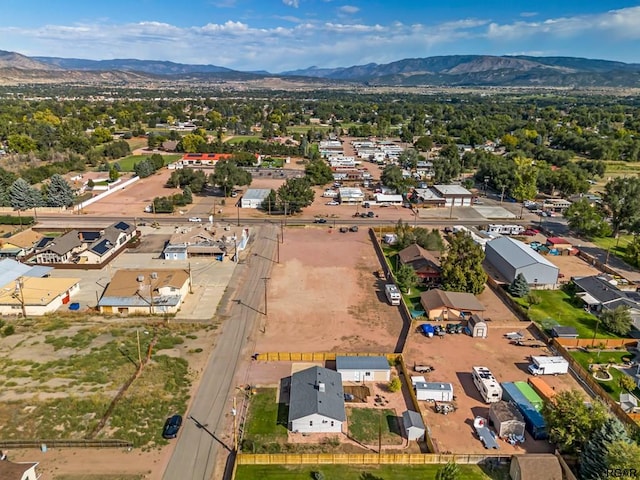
276, 234, 280, 264
261, 277, 270, 316
237, 202, 240, 227
280, 219, 284, 243
148, 275, 155, 315
188, 263, 193, 293
14, 277, 26, 318
136, 329, 142, 368
232, 396, 238, 452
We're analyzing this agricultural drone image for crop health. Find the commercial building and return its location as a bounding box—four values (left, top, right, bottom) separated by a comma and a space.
485, 237, 559, 287
240, 189, 272, 209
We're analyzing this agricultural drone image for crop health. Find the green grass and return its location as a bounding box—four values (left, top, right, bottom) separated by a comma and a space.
570, 350, 640, 401
244, 388, 288, 444
515, 290, 619, 339
347, 408, 401, 445
234, 464, 498, 480
55, 476, 145, 480
113, 154, 181, 172
224, 135, 259, 143
604, 161, 640, 175
590, 235, 635, 265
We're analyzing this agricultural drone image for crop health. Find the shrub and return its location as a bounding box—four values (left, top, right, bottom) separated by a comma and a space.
527, 292, 541, 305
388, 377, 402, 392
2, 325, 15, 337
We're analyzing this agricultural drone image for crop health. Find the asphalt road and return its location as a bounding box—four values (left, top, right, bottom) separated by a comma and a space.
162, 224, 277, 480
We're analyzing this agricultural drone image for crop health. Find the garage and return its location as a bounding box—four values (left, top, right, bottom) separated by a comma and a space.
336, 356, 391, 382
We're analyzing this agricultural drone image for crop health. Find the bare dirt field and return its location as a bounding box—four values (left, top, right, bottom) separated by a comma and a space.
545, 252, 602, 279
253, 227, 404, 354
403, 324, 589, 455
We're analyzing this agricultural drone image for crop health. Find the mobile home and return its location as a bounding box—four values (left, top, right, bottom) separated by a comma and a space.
472, 366, 503, 404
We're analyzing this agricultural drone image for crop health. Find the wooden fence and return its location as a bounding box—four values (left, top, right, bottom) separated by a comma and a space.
554, 337, 638, 349
236, 452, 510, 466
552, 340, 640, 434
0, 439, 132, 449
254, 352, 400, 362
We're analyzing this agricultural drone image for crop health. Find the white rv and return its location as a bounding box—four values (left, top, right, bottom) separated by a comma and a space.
385, 284, 401, 306
472, 366, 503, 403
486, 224, 525, 235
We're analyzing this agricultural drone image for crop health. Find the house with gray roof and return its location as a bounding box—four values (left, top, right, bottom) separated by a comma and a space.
31, 230, 83, 263
573, 275, 640, 332
288, 366, 346, 433
485, 236, 559, 286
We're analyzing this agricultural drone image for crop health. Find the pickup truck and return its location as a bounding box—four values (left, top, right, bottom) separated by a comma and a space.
414, 364, 435, 373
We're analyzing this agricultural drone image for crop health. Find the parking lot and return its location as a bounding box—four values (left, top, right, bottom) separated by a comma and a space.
403, 325, 588, 454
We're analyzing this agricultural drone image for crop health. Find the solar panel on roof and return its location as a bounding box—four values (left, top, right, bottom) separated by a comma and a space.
113, 221, 130, 231
91, 239, 111, 255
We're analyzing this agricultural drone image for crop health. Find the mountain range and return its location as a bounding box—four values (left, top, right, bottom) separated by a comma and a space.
2, 49, 640, 87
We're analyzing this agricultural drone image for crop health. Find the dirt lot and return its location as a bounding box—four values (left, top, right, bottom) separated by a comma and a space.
545, 251, 602, 279
403, 325, 588, 454
254, 227, 403, 353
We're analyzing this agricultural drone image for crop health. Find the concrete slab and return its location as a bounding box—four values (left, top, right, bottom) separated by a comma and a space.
473, 206, 517, 219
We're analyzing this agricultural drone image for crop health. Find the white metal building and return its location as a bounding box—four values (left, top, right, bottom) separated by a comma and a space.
240, 189, 272, 209
414, 381, 454, 402
336, 356, 391, 382
374, 193, 404, 205
338, 187, 364, 205
485, 236, 559, 286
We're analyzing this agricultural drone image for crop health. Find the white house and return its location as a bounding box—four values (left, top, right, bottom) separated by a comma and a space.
241, 189, 272, 209
338, 187, 364, 205
97, 269, 191, 315
288, 366, 346, 433
336, 356, 391, 382
0, 460, 39, 480
0, 276, 80, 316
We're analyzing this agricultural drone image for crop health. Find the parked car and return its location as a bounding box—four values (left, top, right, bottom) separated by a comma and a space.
326, 201, 339, 206
434, 325, 447, 336
313, 218, 327, 224
366, 211, 375, 218
522, 229, 538, 236
188, 217, 202, 222
363, 202, 370, 208
446, 323, 464, 334
349, 225, 359, 232
162, 414, 183, 439
339, 227, 349, 233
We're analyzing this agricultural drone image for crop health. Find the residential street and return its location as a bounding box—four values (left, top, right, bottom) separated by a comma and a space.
162, 224, 277, 480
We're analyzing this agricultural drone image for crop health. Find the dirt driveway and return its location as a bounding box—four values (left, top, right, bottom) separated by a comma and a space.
403, 324, 588, 454
254, 227, 404, 354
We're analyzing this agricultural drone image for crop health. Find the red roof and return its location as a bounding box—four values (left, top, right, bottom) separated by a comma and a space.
546, 237, 570, 245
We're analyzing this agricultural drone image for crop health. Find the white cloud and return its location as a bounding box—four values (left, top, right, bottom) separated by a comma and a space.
520, 12, 537, 18
338, 5, 359, 15
486, 6, 640, 41
282, 0, 299, 7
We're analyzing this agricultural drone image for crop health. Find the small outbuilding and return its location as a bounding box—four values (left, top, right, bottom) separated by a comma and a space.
509, 454, 562, 480
241, 189, 272, 209
489, 401, 525, 438
414, 381, 454, 402
402, 410, 425, 441
545, 237, 572, 251
336, 356, 391, 382
551, 326, 579, 338
466, 314, 488, 338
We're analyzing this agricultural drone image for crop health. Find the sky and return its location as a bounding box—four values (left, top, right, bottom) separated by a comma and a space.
2, 0, 640, 72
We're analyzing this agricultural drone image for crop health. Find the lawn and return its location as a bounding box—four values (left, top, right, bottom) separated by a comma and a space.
570, 350, 640, 400
224, 135, 259, 144
347, 408, 402, 445
591, 234, 635, 266
383, 250, 427, 312
515, 290, 619, 339
113, 154, 181, 172
243, 388, 288, 448
234, 464, 500, 480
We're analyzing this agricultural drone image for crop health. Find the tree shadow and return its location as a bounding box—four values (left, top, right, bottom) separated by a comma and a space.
385, 414, 402, 437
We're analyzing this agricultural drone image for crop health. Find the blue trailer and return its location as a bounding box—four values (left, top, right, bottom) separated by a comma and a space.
501, 382, 548, 440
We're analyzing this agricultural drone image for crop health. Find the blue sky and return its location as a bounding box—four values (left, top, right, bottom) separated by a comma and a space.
2, 0, 640, 72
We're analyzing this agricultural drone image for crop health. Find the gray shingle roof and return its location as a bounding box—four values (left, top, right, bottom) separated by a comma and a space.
487, 236, 558, 269
288, 366, 345, 423
402, 410, 425, 430
336, 356, 390, 371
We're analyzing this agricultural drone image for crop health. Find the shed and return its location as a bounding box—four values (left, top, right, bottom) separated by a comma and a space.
551, 326, 579, 338
489, 401, 525, 438
402, 410, 425, 441
545, 237, 572, 251
484, 237, 559, 286
240, 189, 272, 209
414, 382, 454, 402
467, 314, 488, 338
336, 356, 391, 382
509, 454, 562, 480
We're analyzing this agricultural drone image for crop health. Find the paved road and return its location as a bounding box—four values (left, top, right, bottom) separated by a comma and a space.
162, 224, 277, 480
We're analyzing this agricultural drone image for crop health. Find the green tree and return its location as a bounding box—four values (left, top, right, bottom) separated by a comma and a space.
580, 416, 630, 480
436, 461, 460, 480
387, 377, 402, 393
304, 160, 333, 185
414, 228, 444, 252
606, 441, 640, 478
414, 136, 433, 152
109, 167, 120, 182
396, 264, 420, 294
542, 389, 607, 453
7, 134, 37, 153
153, 196, 174, 213
440, 232, 486, 294
600, 306, 633, 336
381, 164, 413, 194
603, 177, 640, 237
394, 220, 416, 249
209, 160, 252, 197
619, 375, 637, 393
91, 126, 112, 144
511, 156, 538, 202
508, 273, 530, 298
624, 234, 640, 267
565, 199, 612, 238
180, 133, 207, 153
182, 185, 193, 204
9, 178, 41, 210
277, 177, 314, 213
45, 174, 74, 207
261, 189, 277, 213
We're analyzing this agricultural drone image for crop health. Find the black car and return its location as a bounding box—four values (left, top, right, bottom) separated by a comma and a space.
313, 218, 327, 224
366, 211, 375, 218
162, 414, 183, 439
